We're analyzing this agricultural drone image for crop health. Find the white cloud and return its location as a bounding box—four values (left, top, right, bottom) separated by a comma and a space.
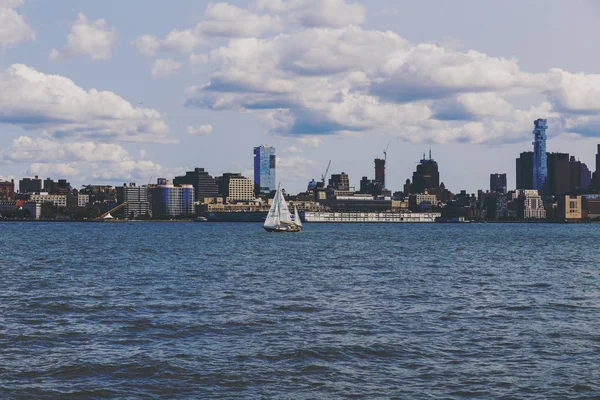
276, 156, 319, 183
1, 135, 174, 184
298, 137, 322, 148
0, 0, 35, 48
0, 64, 171, 143
255, 0, 365, 28
50, 13, 116, 60
131, 2, 282, 57
283, 145, 302, 153
151, 58, 183, 78
186, 124, 213, 136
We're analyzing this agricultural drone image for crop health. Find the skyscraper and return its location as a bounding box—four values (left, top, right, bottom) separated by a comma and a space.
546, 153, 570, 196
516, 152, 533, 189
490, 173, 507, 193
411, 151, 440, 194
253, 145, 276, 194
374, 158, 385, 187
595, 144, 600, 189
532, 118, 548, 191
173, 168, 218, 201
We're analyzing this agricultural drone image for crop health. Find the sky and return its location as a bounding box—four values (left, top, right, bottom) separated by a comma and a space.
1, 0, 600, 194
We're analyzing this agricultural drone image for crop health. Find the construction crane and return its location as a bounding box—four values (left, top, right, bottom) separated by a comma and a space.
321, 160, 331, 186
383, 140, 392, 161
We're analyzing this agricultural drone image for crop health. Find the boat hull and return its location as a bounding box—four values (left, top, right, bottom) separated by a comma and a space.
264, 225, 302, 233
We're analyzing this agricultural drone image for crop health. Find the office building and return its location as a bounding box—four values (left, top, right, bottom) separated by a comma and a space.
569, 156, 592, 191
532, 119, 548, 191
328, 172, 350, 191
360, 177, 383, 196
217, 173, 255, 202
42, 178, 71, 195
411, 150, 440, 194
546, 152, 570, 196
516, 152, 534, 190
150, 181, 194, 218
254, 145, 276, 194
116, 183, 150, 219
490, 173, 507, 193
374, 158, 385, 187
19, 176, 42, 193
594, 144, 600, 189
517, 190, 546, 219
29, 194, 68, 208
558, 195, 583, 220
0, 180, 15, 201
173, 168, 219, 201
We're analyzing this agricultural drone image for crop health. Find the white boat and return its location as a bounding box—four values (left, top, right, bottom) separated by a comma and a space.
264, 184, 302, 233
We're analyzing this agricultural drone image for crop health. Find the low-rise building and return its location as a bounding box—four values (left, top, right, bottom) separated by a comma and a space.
29, 193, 67, 208
23, 202, 41, 219
558, 195, 583, 220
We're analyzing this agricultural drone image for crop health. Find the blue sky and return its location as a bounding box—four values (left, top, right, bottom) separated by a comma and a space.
1, 0, 600, 194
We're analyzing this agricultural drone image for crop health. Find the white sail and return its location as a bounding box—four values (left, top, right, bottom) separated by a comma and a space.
277, 189, 293, 224
294, 206, 302, 227
264, 189, 280, 228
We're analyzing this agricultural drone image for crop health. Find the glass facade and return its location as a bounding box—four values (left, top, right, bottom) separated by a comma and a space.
151, 184, 195, 217
254, 145, 276, 194
532, 119, 548, 191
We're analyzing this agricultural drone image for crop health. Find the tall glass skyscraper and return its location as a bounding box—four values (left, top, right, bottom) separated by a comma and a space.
254, 145, 276, 194
532, 119, 548, 191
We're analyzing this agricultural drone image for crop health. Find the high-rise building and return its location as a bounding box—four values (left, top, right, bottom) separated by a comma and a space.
532, 119, 548, 191
253, 145, 276, 194
0, 180, 15, 201
374, 158, 385, 187
328, 172, 350, 191
116, 183, 150, 219
547, 152, 570, 196
149, 181, 194, 218
517, 190, 546, 219
569, 156, 592, 191
490, 173, 507, 193
411, 151, 440, 194
594, 144, 600, 189
19, 176, 42, 193
516, 152, 534, 189
174, 168, 219, 201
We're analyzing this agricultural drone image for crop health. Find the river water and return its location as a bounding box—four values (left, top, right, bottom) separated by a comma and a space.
1, 222, 599, 398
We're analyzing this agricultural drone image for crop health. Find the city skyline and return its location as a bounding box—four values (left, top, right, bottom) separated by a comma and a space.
1, 1, 600, 194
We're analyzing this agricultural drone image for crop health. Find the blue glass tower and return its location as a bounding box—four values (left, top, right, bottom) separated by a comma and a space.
253, 145, 276, 194
532, 119, 548, 191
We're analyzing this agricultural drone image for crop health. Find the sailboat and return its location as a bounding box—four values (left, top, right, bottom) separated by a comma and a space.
264, 184, 303, 233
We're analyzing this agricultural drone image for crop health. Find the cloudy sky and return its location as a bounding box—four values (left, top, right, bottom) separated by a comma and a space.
1, 0, 600, 193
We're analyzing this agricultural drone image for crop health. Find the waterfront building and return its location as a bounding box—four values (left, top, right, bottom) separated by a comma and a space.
516, 152, 534, 189
408, 193, 438, 212
150, 181, 194, 218
253, 145, 276, 195
328, 172, 350, 191
546, 152, 570, 196
29, 194, 67, 208
19, 176, 42, 193
374, 158, 386, 187
116, 183, 150, 219
517, 190, 546, 219
0, 180, 15, 201
173, 168, 219, 201
411, 150, 440, 194
532, 119, 548, 191
217, 173, 255, 202
490, 173, 507, 193
558, 195, 583, 220
42, 178, 71, 195
22, 202, 41, 219
593, 144, 600, 189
